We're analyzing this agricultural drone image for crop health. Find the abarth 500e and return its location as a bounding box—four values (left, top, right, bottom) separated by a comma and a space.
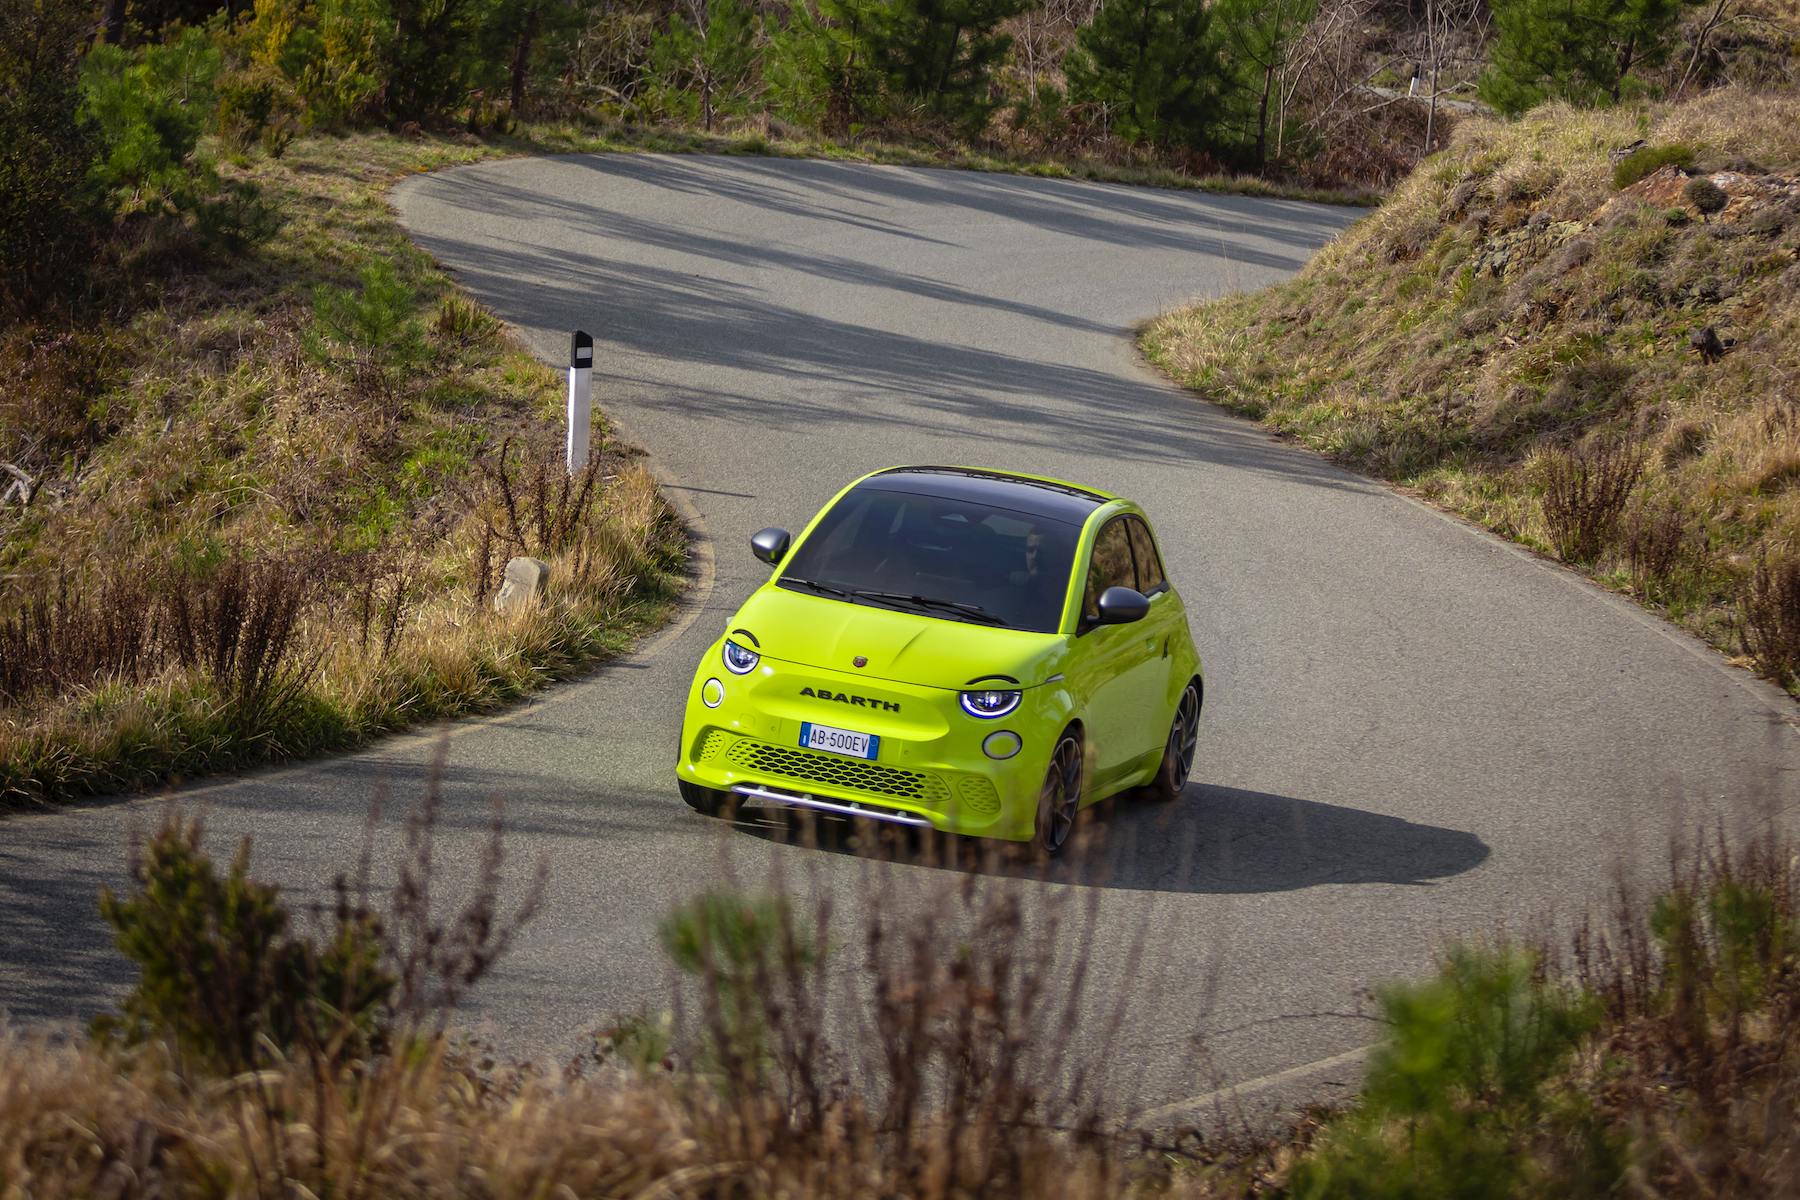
675, 466, 1203, 855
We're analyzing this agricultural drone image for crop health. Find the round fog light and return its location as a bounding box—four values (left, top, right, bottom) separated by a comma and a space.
701, 678, 725, 708
983, 731, 1021, 760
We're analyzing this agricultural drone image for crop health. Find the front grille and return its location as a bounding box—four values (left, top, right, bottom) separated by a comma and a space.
723, 736, 951, 804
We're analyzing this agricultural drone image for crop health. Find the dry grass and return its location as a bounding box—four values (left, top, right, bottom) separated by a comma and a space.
0, 775, 1261, 1200
0, 134, 685, 805
0, 1031, 1182, 1200
1143, 88, 1800, 691
3, 801, 1798, 1198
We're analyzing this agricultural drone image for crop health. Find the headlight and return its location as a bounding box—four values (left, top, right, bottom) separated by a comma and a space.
722, 640, 759, 675
960, 688, 1022, 719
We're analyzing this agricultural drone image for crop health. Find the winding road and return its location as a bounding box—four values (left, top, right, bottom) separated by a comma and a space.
3, 155, 1796, 1122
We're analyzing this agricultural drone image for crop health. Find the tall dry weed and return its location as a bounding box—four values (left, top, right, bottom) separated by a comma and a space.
1623, 493, 1694, 598
639, 821, 1191, 1198
0, 569, 161, 704
0, 766, 1213, 1200
1537, 437, 1646, 564
163, 550, 321, 728
0, 326, 117, 476
1552, 827, 1800, 1197
481, 437, 606, 559
1741, 550, 1800, 684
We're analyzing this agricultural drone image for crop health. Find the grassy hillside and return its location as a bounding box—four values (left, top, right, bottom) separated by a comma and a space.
1144, 88, 1800, 693
0, 133, 686, 804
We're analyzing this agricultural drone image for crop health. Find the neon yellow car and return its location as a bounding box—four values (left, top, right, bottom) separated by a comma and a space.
675, 466, 1203, 855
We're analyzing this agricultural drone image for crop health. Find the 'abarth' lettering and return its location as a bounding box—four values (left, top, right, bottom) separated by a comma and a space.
799, 686, 900, 712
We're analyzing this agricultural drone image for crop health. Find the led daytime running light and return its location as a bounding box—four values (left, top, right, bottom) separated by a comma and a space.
960, 688, 1022, 719
722, 640, 759, 675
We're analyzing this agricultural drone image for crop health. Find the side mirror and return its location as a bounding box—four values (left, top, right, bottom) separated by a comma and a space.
750, 527, 791, 566
1096, 586, 1150, 626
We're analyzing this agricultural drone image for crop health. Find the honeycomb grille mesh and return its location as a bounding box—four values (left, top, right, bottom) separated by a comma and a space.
952, 775, 1001, 817
697, 729, 733, 763
722, 736, 951, 804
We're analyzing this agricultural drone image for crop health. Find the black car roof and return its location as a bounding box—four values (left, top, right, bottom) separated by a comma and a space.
857, 466, 1110, 527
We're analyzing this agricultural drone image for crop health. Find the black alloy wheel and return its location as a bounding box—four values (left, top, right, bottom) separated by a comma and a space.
1033, 731, 1085, 856
1147, 682, 1202, 802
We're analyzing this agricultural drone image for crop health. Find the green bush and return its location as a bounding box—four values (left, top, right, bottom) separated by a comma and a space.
1683, 174, 1728, 214
871, 0, 1027, 134
1289, 947, 1606, 1200
0, 0, 103, 316
1481, 0, 1700, 116
764, 0, 884, 132
79, 28, 223, 212
1613, 141, 1694, 188
1066, 0, 1228, 150
385, 0, 489, 122
644, 0, 761, 131
215, 65, 299, 156
251, 0, 389, 129
659, 891, 818, 1080
96, 814, 393, 1074
1215, 0, 1318, 168
305, 259, 429, 398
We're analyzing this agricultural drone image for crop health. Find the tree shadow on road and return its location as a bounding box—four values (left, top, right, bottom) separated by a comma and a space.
0, 823, 136, 1027
728, 782, 1491, 894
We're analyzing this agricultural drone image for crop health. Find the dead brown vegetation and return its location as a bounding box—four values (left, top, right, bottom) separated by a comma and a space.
1538, 437, 1646, 564
1741, 550, 1800, 684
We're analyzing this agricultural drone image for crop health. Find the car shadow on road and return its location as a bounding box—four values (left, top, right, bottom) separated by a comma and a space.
727, 782, 1491, 894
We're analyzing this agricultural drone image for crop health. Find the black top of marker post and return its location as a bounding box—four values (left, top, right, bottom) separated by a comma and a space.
571, 330, 593, 368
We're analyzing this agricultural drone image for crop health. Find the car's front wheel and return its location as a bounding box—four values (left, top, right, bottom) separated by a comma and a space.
678, 778, 730, 817
1031, 730, 1084, 857
1145, 681, 1202, 803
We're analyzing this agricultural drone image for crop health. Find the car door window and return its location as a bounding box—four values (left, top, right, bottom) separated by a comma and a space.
1081, 518, 1136, 624
1125, 517, 1166, 595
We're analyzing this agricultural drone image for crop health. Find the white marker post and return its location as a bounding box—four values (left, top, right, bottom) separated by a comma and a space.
567, 329, 594, 473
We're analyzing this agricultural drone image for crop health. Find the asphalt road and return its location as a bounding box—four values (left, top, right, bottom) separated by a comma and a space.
4, 155, 1796, 1123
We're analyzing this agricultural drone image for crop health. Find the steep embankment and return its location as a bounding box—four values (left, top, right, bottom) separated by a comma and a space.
0, 135, 686, 804
1144, 89, 1800, 693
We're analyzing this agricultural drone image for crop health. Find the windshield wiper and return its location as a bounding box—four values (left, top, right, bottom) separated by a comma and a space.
780, 577, 853, 599
850, 590, 1007, 626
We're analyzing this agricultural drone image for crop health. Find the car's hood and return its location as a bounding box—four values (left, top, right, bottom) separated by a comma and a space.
731, 587, 1065, 690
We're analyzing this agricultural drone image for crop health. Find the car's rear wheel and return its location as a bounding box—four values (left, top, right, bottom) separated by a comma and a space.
678, 778, 730, 817
1146, 681, 1202, 802
1032, 730, 1084, 857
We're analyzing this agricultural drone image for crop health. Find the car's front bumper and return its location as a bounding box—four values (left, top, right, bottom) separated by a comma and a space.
676, 645, 1056, 841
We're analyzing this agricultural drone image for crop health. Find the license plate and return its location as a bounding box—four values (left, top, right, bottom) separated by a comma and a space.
800, 722, 879, 760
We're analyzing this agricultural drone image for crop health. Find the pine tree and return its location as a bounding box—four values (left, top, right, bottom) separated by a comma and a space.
765, 0, 885, 132
0, 0, 101, 314
1214, 0, 1317, 169
647, 0, 760, 130
385, 0, 486, 121
1066, 0, 1227, 150
871, 0, 1027, 132
1481, 0, 1702, 115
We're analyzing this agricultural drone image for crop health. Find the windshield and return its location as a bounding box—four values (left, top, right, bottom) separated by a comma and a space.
777, 486, 1080, 633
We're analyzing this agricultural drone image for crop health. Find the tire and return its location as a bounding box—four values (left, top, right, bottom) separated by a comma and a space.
679, 777, 730, 817
1031, 730, 1085, 857
1145, 681, 1202, 803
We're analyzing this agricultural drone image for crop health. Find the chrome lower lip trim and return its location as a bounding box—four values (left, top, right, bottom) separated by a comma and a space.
728, 784, 933, 828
